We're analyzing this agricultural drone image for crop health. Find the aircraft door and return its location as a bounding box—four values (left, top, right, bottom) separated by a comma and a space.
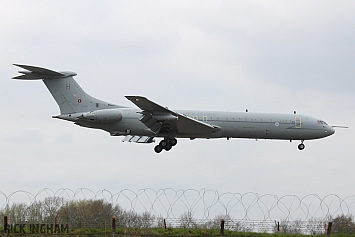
295, 116, 301, 128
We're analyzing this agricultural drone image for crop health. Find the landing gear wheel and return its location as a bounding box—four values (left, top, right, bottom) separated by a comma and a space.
154, 145, 163, 153
159, 140, 167, 147
169, 138, 177, 146
298, 143, 305, 150
164, 144, 172, 151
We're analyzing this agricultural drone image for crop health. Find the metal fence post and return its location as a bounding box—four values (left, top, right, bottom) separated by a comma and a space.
220, 219, 225, 236
112, 216, 116, 237
4, 216, 8, 237
326, 222, 332, 237
54, 215, 56, 233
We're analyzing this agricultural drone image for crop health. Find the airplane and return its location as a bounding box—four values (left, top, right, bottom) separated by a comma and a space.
13, 64, 340, 153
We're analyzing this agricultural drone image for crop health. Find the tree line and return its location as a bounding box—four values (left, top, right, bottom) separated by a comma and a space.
0, 197, 159, 229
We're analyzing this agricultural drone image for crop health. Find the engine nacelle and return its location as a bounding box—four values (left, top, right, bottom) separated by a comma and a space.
81, 109, 122, 123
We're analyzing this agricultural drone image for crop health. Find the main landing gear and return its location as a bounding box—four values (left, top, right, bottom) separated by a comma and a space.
298, 141, 305, 150
154, 138, 178, 153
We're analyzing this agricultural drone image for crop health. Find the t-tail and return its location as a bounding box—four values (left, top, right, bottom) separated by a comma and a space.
12, 64, 124, 115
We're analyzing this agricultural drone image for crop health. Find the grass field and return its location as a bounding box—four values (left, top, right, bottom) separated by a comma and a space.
68, 228, 354, 237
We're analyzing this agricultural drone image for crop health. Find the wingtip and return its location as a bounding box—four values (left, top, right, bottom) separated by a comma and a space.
125, 95, 145, 100
13, 63, 25, 68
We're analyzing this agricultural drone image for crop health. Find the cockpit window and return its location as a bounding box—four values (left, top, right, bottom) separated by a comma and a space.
317, 120, 328, 125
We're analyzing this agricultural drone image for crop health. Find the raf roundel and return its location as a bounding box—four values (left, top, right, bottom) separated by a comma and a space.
275, 122, 279, 127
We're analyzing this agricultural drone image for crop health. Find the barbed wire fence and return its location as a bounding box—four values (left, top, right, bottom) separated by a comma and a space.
1, 189, 355, 234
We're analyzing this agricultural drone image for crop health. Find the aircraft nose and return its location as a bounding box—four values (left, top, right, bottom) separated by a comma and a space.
329, 126, 335, 135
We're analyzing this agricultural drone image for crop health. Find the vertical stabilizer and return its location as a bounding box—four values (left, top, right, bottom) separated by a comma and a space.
13, 64, 123, 114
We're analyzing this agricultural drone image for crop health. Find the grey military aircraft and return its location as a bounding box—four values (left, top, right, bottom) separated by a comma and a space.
13, 64, 338, 153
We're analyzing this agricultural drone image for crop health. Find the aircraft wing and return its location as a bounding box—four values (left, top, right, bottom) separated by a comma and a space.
125, 96, 176, 115
125, 96, 219, 135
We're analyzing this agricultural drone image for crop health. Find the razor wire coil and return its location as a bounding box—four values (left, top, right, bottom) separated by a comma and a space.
0, 189, 354, 234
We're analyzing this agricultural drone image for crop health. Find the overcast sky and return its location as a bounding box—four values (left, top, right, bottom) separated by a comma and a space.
1, 1, 354, 213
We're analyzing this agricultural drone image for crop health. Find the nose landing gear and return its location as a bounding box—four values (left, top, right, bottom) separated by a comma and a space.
154, 138, 178, 153
298, 141, 305, 150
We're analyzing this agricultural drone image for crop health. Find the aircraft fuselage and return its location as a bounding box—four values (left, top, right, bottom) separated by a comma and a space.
65, 108, 334, 141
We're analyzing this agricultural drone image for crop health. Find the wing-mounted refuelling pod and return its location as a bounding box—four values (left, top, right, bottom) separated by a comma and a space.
151, 113, 177, 121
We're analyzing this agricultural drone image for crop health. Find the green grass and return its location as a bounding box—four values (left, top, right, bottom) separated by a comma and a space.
114, 228, 355, 237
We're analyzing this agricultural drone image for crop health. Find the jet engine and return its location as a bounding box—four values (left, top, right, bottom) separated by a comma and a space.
81, 109, 122, 123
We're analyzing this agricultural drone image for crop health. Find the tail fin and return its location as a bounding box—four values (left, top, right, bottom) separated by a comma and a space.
13, 64, 123, 115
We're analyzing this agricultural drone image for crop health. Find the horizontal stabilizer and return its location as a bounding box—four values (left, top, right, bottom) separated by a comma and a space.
122, 135, 155, 143
12, 64, 77, 80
